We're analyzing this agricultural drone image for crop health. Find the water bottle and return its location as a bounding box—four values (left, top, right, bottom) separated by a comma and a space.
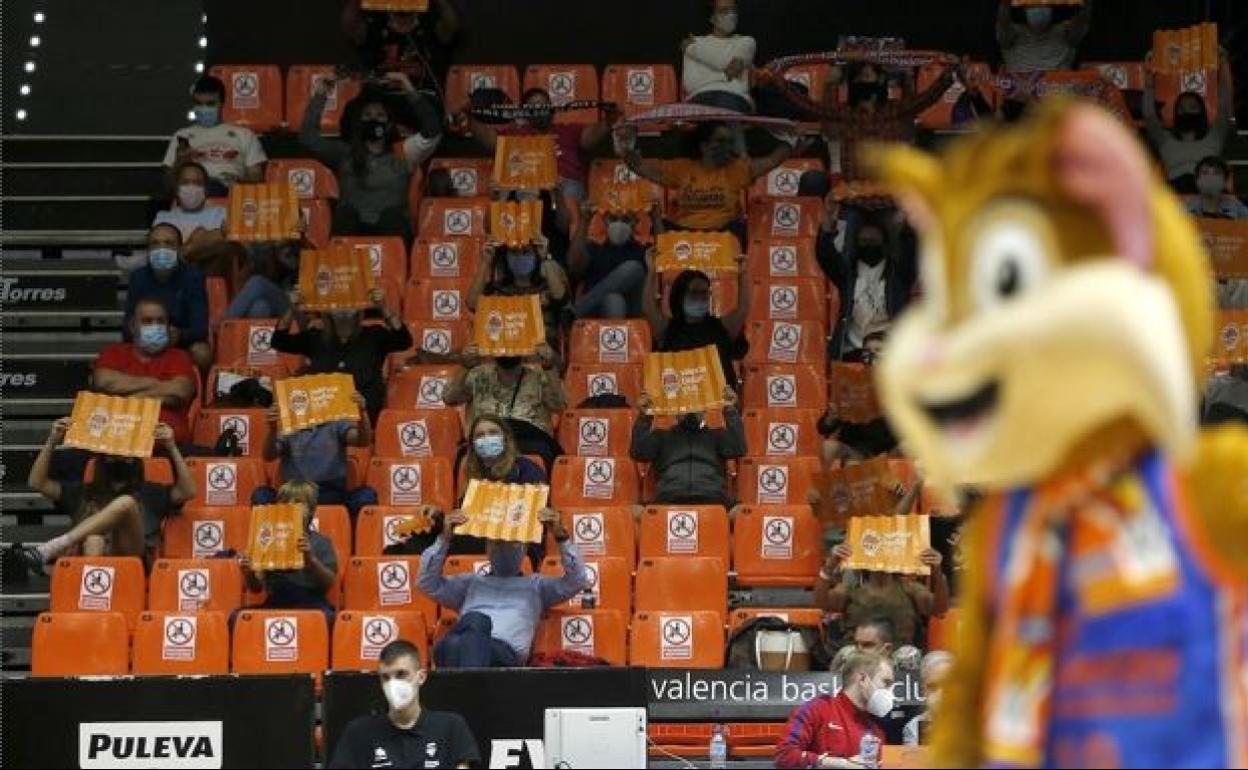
859, 732, 881, 769
708, 724, 728, 769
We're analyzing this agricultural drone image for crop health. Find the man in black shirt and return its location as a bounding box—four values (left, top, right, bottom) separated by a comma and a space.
329, 640, 479, 769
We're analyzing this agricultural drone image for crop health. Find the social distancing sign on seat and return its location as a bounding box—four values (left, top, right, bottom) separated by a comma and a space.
63, 392, 161, 458
227, 183, 302, 242
298, 246, 376, 310
818, 457, 895, 522
246, 504, 306, 571
642, 346, 728, 415
655, 231, 739, 274
493, 135, 558, 191
275, 373, 358, 435
489, 199, 544, 247
829, 363, 882, 424
473, 294, 546, 356
458, 479, 550, 544
844, 514, 931, 576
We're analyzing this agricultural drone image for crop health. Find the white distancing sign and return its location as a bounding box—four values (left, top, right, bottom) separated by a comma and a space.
666, 510, 700, 554
383, 515, 415, 549
421, 328, 453, 357
571, 512, 606, 556
416, 376, 449, 408
560, 614, 596, 654
577, 417, 610, 456
768, 322, 802, 363
598, 325, 630, 363
582, 459, 616, 499
785, 71, 812, 90
470, 72, 498, 91
397, 419, 432, 457
428, 241, 462, 277
377, 560, 413, 606
218, 414, 251, 453
431, 289, 462, 320
767, 374, 797, 407
771, 202, 801, 237
78, 565, 116, 610
288, 168, 316, 198
311, 72, 340, 111
443, 208, 474, 236
547, 71, 577, 103
587, 372, 619, 397
767, 168, 802, 197
191, 520, 226, 558
756, 464, 791, 504
389, 464, 424, 504
362, 244, 384, 278
768, 245, 799, 277
766, 422, 800, 456
204, 461, 238, 505
472, 560, 493, 576
612, 164, 639, 184
231, 71, 259, 109
626, 67, 655, 104
660, 614, 694, 660
246, 323, 277, 366
761, 515, 795, 559
450, 167, 479, 196
264, 616, 299, 661
573, 562, 601, 607
162, 615, 198, 661
768, 285, 800, 320
177, 568, 211, 611
360, 615, 399, 659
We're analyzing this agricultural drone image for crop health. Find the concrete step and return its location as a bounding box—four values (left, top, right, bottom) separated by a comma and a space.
2, 196, 155, 232
3, 162, 167, 197
0, 136, 169, 164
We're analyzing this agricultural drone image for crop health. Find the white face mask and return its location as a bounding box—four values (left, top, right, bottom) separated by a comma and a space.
177, 183, 206, 210
713, 10, 738, 34
382, 678, 417, 711
865, 680, 895, 718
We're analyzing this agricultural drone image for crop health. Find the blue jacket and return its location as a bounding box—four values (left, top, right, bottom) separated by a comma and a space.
124, 263, 209, 345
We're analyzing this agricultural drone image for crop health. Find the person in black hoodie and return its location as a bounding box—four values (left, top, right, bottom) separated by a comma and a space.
630, 387, 747, 508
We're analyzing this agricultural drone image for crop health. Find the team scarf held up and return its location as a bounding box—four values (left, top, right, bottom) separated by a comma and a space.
470, 100, 616, 122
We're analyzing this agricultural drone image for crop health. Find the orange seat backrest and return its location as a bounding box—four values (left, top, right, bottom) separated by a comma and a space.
342, 557, 439, 635
550, 456, 641, 507
747, 197, 824, 240
629, 611, 725, 668
375, 408, 465, 459
445, 65, 522, 114
567, 319, 652, 365
731, 505, 822, 586
729, 607, 824, 633
311, 504, 352, 604
49, 556, 146, 626
601, 64, 679, 119
556, 409, 637, 457
332, 610, 430, 671
231, 609, 329, 676
417, 196, 490, 238
541, 555, 631, 614
162, 505, 252, 559
209, 65, 283, 132
746, 236, 824, 279
638, 505, 730, 563
748, 159, 827, 199
587, 159, 664, 204
32, 611, 130, 676
207, 276, 229, 326
634, 556, 728, 616
132, 611, 230, 675
741, 364, 828, 411
385, 365, 459, 410
427, 158, 494, 198
392, 319, 473, 370
747, 277, 830, 325
365, 457, 455, 510
564, 364, 643, 409
532, 608, 628, 665
331, 235, 408, 288
742, 320, 827, 366
266, 157, 341, 200
214, 318, 304, 369
402, 278, 473, 323
148, 558, 244, 613
192, 407, 271, 457
736, 456, 823, 507
743, 409, 824, 458
285, 66, 363, 137
355, 505, 437, 557
184, 456, 267, 507
523, 64, 601, 124
409, 236, 483, 281
560, 506, 637, 571
299, 198, 333, 248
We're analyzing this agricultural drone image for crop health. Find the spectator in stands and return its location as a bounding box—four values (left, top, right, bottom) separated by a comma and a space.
328, 639, 480, 769
255, 390, 377, 519
239, 480, 339, 623
565, 201, 654, 320
341, 0, 459, 99
124, 223, 211, 371
619, 120, 797, 244
14, 420, 195, 575
464, 414, 547, 486
817, 199, 917, 361
417, 506, 589, 667
775, 649, 893, 768
1144, 47, 1233, 193
467, 239, 569, 352
153, 161, 237, 277
1187, 155, 1248, 219
903, 650, 953, 747
95, 297, 198, 446
225, 239, 298, 319
163, 75, 266, 195
816, 331, 900, 461
443, 343, 566, 470
849, 616, 896, 657
816, 539, 948, 647
643, 262, 750, 391
681, 0, 756, 113
273, 287, 413, 424
300, 73, 441, 244
631, 387, 746, 508
996, 0, 1092, 72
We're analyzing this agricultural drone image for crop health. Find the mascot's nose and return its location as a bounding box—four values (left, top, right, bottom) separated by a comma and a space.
920, 341, 946, 370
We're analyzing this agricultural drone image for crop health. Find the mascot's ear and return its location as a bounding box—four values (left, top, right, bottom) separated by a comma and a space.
1053, 104, 1153, 268
868, 143, 942, 234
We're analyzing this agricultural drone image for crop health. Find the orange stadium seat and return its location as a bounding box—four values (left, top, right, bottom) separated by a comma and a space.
638, 505, 730, 563
375, 409, 464, 459
148, 558, 244, 613
928, 607, 962, 652
386, 365, 459, 410
916, 60, 995, 130
285, 65, 363, 136
342, 557, 439, 633
355, 506, 437, 557
567, 319, 651, 365
629, 611, 724, 668
32, 612, 130, 677
556, 409, 637, 457
445, 65, 522, 114
207, 276, 229, 326
748, 197, 824, 240
299, 198, 333, 248
564, 363, 643, 408
560, 507, 637, 571
192, 407, 270, 457
184, 457, 267, 507
524, 64, 601, 124
587, 159, 664, 203
634, 557, 728, 617
743, 320, 827, 366
729, 607, 825, 633
736, 456, 823, 507
747, 277, 830, 325
214, 318, 304, 369
332, 610, 430, 671
418, 197, 490, 238
331, 235, 408, 289
312, 505, 352, 603
409, 236, 483, 281
743, 409, 824, 458
365, 457, 455, 510
266, 158, 340, 200
132, 611, 230, 675
746, 237, 824, 279
204, 364, 294, 407
731, 505, 822, 586
392, 319, 473, 369
49, 556, 146, 626
550, 456, 640, 507
541, 555, 631, 614
231, 609, 329, 677
444, 554, 535, 577
402, 278, 472, 323
601, 64, 679, 119
428, 158, 494, 197
162, 505, 252, 559
741, 364, 828, 410
209, 65, 283, 132
532, 608, 628, 665
749, 158, 827, 199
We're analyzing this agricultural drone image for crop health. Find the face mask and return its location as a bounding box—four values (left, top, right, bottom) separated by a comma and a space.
712, 10, 738, 34
679, 413, 704, 432
474, 434, 506, 460
858, 244, 886, 267
138, 323, 169, 354
149, 247, 179, 272
361, 119, 390, 143
1174, 111, 1208, 136
1025, 7, 1053, 27
177, 184, 206, 210
607, 220, 633, 246
1197, 173, 1226, 197
683, 298, 710, 320
496, 356, 522, 370
866, 681, 895, 718
192, 105, 220, 128
507, 250, 537, 277
488, 543, 525, 577
382, 678, 417, 711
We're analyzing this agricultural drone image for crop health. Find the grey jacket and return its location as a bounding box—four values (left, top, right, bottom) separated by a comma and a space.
630, 408, 747, 504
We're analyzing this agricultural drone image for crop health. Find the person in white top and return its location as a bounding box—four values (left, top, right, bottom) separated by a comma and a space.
162, 75, 267, 196
681, 0, 756, 113
152, 160, 241, 279
996, 0, 1092, 73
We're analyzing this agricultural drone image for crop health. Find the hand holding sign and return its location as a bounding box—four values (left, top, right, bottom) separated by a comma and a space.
276, 373, 360, 435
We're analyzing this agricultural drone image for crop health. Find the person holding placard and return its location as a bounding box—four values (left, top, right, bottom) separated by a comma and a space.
630, 386, 746, 509
468, 238, 568, 354
996, 0, 1092, 74
1143, 46, 1233, 193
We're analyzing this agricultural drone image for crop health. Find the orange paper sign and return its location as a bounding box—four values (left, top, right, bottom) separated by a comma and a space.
655, 231, 740, 274
473, 294, 546, 356
591, 179, 655, 213
227, 183, 302, 242
643, 345, 729, 415
1152, 23, 1218, 74
494, 134, 558, 191
1198, 217, 1248, 279
362, 0, 429, 9
830, 363, 882, 424
458, 479, 550, 543
247, 503, 306, 571
1212, 310, 1248, 367
275, 373, 359, 435
844, 514, 931, 576
489, 199, 544, 247
298, 246, 377, 310
818, 457, 896, 523
63, 392, 161, 458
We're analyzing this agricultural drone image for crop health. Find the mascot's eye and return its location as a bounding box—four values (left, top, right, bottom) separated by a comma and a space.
970, 219, 1051, 310
996, 259, 1020, 298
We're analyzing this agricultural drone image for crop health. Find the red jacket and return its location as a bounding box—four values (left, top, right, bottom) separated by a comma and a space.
774, 691, 882, 769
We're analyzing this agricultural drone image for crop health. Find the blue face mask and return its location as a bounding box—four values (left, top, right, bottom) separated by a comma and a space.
1025, 7, 1052, 27
193, 105, 220, 128
138, 323, 169, 354
683, 298, 710, 320
507, 250, 537, 277
149, 247, 179, 272
487, 542, 525, 577
473, 434, 506, 460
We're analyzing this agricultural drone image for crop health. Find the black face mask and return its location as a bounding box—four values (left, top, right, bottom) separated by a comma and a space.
849, 82, 886, 106
496, 356, 522, 370
858, 244, 886, 266
361, 119, 390, 143
1174, 111, 1208, 137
